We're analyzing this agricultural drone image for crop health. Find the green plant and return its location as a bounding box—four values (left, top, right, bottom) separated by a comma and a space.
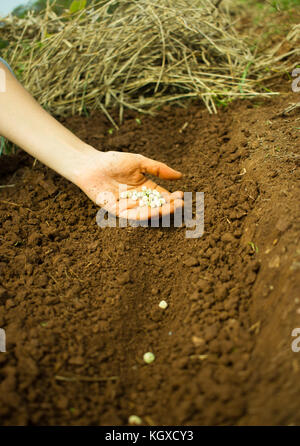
269, 0, 300, 11
69, 0, 87, 14
248, 241, 259, 253
239, 0, 300, 13
239, 61, 253, 94
0, 39, 9, 49
0, 137, 16, 156
214, 96, 234, 108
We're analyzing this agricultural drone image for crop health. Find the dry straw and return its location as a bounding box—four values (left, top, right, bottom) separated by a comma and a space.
1, 0, 299, 125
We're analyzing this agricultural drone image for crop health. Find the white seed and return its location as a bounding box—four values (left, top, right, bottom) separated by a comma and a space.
120, 188, 167, 208
143, 352, 155, 364
128, 415, 142, 425
159, 300, 168, 309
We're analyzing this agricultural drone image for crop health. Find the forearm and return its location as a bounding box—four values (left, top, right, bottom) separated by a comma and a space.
0, 62, 95, 183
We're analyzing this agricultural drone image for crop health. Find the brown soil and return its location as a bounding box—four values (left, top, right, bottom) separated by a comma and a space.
0, 86, 299, 426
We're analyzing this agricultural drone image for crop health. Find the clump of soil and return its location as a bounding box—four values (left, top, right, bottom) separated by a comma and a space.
0, 87, 299, 425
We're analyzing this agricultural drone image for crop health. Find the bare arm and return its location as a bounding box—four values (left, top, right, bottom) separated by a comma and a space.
0, 62, 93, 182
0, 62, 183, 220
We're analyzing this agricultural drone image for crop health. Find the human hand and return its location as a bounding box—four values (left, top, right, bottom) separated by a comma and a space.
75, 149, 184, 221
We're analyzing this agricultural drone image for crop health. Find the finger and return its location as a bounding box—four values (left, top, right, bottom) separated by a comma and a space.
118, 198, 142, 212
119, 205, 160, 221
140, 156, 182, 180
160, 198, 184, 217
170, 190, 184, 200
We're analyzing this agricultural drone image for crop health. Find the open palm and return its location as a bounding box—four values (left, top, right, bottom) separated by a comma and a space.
76, 150, 184, 221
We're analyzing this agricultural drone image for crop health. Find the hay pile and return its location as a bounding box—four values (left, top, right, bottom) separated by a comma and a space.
0, 0, 298, 124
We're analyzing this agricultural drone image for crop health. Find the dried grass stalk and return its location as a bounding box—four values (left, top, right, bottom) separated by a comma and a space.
0, 0, 298, 122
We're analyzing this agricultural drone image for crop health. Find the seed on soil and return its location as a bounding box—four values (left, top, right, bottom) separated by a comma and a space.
116, 271, 131, 285
192, 336, 205, 347
158, 300, 168, 309
120, 187, 166, 208
143, 352, 155, 364
128, 415, 142, 425
183, 256, 199, 267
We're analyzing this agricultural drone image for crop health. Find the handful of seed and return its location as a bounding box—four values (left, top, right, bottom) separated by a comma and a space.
120, 186, 166, 208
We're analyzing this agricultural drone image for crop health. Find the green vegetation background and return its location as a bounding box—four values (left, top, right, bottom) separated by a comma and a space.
13, 0, 110, 17
11, 0, 300, 18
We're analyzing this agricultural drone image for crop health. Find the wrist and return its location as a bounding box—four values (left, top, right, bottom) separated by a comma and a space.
67, 144, 105, 186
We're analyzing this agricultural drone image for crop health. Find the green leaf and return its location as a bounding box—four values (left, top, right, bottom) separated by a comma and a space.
69, 0, 86, 14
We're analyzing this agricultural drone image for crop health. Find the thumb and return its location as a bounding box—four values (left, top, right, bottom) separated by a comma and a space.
140, 155, 182, 180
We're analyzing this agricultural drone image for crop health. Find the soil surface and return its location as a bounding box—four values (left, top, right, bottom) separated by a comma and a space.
0, 86, 299, 426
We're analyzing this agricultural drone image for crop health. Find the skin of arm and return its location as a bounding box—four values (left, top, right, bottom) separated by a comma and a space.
0, 62, 183, 220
